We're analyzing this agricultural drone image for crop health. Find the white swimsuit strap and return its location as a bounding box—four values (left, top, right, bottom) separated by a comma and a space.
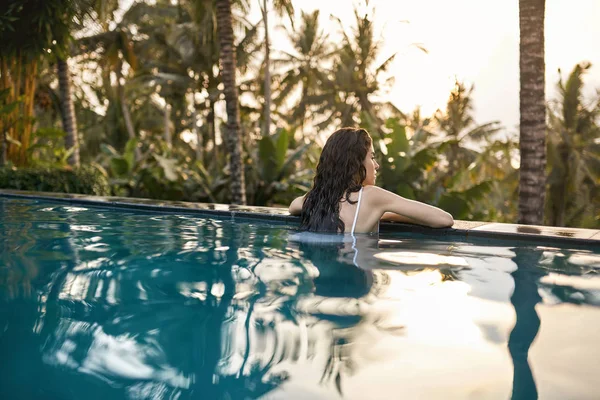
351, 187, 363, 235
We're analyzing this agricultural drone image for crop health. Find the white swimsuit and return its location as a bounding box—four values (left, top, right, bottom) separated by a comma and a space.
350, 187, 364, 235
350, 187, 364, 265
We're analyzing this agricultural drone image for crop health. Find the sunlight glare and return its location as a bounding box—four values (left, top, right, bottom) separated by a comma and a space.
373, 251, 469, 267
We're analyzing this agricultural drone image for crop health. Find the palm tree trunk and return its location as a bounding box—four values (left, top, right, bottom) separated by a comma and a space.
216, 0, 247, 205
172, 99, 184, 149
193, 106, 202, 162
57, 57, 80, 167
208, 100, 217, 160
261, 0, 271, 137
518, 0, 546, 225
116, 66, 141, 161
164, 103, 172, 149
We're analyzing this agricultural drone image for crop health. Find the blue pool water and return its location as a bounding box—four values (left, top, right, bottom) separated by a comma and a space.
1, 197, 599, 400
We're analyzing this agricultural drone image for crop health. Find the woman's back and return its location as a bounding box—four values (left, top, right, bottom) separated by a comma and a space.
338, 186, 380, 234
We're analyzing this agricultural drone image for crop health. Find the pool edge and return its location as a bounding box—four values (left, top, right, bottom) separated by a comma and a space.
1, 189, 599, 246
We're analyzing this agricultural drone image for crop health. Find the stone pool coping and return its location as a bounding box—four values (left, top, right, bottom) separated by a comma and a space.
1, 189, 599, 246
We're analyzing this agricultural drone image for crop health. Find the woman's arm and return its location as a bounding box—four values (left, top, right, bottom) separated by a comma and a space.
371, 186, 454, 228
288, 195, 305, 215
381, 212, 424, 225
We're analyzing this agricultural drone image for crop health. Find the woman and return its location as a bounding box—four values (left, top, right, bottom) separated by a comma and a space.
289, 127, 454, 233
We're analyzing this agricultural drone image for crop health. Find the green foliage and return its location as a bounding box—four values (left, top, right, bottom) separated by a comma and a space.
0, 3, 21, 34
378, 117, 437, 200
546, 62, 600, 227
26, 127, 74, 168
433, 81, 502, 177
248, 128, 314, 205
0, 165, 110, 196
0, 0, 78, 60
438, 181, 493, 220
0, 89, 20, 116
257, 128, 289, 182
97, 138, 220, 202
378, 87, 514, 222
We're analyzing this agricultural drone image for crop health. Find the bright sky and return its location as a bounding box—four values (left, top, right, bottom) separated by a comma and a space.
260, 0, 600, 133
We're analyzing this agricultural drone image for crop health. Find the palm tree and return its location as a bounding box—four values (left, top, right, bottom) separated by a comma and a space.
273, 10, 335, 131
54, 0, 105, 167
259, 0, 294, 137
57, 58, 80, 166
117, 0, 259, 164
518, 0, 547, 225
402, 106, 435, 146
120, 0, 203, 155
67, 0, 143, 161
328, 5, 407, 138
433, 80, 502, 188
546, 62, 600, 227
74, 24, 142, 154
419, 82, 510, 220
216, 0, 246, 204
54, 0, 122, 167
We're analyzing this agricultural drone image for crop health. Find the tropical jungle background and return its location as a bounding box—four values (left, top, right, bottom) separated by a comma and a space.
1, 0, 599, 227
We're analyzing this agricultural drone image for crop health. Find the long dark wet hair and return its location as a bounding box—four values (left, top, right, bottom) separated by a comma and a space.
300, 127, 372, 233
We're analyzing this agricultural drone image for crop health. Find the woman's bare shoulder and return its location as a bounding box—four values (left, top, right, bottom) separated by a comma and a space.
360, 185, 394, 211
362, 185, 393, 201
362, 185, 381, 194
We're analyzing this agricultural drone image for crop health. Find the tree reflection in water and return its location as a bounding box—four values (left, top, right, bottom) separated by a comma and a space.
216, 233, 386, 397
3, 210, 473, 399
507, 245, 600, 400
30, 222, 403, 398
508, 248, 544, 400
3, 200, 600, 399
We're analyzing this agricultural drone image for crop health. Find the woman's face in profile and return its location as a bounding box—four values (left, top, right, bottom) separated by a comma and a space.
362, 145, 379, 186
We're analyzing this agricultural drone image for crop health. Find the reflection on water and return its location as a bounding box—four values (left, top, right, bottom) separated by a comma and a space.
1, 198, 600, 399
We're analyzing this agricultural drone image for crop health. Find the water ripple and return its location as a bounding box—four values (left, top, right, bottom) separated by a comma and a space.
1, 198, 599, 399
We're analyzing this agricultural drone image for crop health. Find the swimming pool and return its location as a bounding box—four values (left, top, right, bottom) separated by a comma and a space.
1, 195, 599, 399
